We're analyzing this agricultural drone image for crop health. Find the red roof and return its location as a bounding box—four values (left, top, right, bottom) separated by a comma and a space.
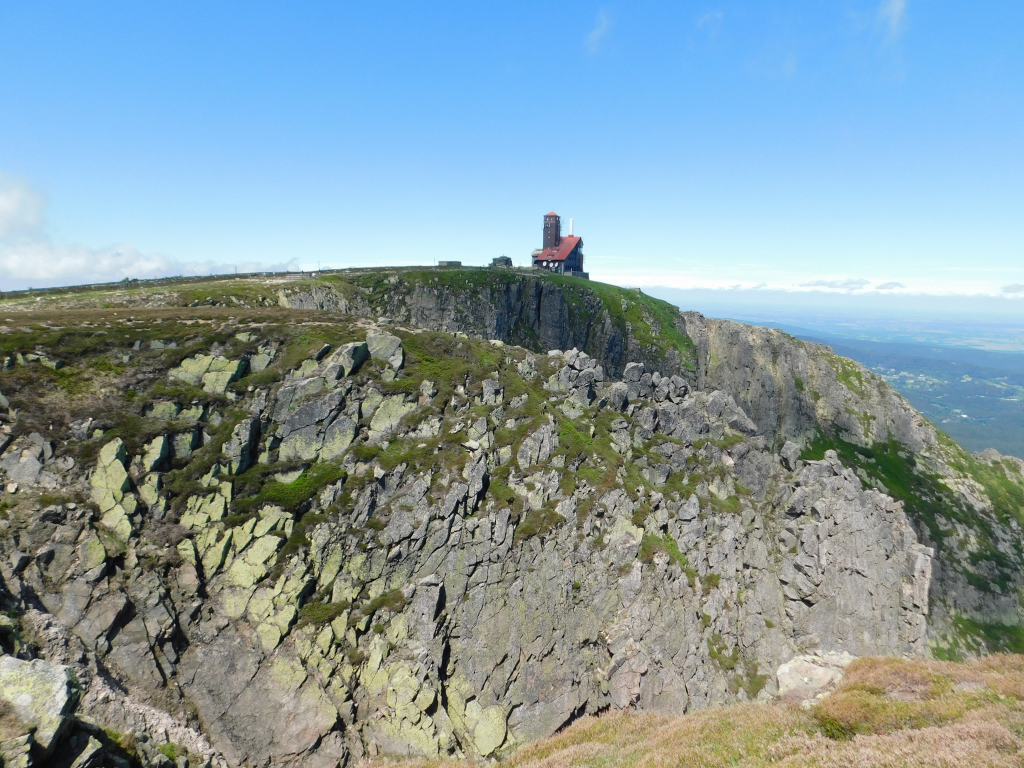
534, 235, 581, 262
545, 211, 559, 217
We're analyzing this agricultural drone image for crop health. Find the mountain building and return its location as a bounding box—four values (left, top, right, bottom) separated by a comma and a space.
531, 212, 588, 277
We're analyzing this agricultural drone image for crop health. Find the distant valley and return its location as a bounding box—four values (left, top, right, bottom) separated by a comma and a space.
784, 331, 1024, 459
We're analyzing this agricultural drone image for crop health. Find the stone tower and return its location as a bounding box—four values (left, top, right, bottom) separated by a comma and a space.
543, 212, 561, 249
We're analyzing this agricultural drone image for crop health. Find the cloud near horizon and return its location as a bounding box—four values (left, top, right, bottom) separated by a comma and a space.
590, 266, 1024, 299
800, 278, 871, 291
0, 175, 299, 290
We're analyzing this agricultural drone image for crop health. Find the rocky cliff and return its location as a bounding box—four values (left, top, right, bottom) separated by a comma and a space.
0, 269, 1019, 767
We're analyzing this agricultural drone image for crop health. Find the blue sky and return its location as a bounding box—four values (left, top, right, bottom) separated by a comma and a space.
1, 1, 1022, 307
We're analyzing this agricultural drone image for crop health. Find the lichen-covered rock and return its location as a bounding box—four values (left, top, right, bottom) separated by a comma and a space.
223, 418, 259, 474
465, 701, 506, 756
168, 354, 216, 385
516, 422, 558, 469
169, 354, 247, 393
90, 438, 134, 543
251, 345, 277, 373
369, 395, 415, 440
334, 341, 369, 377
321, 415, 357, 460
144, 400, 181, 420
7, 274, 1024, 767
140, 434, 168, 473
776, 650, 857, 705
367, 330, 403, 369
202, 357, 248, 393
0, 656, 76, 754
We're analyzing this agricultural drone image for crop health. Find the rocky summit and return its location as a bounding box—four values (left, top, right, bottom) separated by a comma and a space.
0, 267, 1021, 767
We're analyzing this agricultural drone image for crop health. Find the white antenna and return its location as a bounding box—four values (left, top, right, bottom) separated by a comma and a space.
569, 218, 574, 236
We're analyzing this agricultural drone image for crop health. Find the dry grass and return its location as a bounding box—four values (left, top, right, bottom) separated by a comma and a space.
0, 696, 27, 741
360, 655, 1024, 768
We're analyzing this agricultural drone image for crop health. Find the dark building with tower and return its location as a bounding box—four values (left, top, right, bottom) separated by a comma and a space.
532, 212, 587, 277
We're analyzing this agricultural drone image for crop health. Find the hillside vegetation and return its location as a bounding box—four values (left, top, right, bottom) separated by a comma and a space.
467, 655, 1024, 768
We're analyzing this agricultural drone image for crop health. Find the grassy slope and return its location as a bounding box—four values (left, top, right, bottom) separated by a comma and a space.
365, 655, 1024, 768
1, 268, 698, 370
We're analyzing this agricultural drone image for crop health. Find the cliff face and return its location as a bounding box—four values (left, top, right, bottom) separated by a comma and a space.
278, 271, 1024, 650
278, 271, 696, 383
681, 314, 935, 451
276, 273, 932, 450
0, 270, 1019, 767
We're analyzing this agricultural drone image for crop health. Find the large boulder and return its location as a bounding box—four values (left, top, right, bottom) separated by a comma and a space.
90, 439, 134, 544
333, 342, 369, 377
0, 656, 76, 755
140, 434, 168, 473
776, 651, 857, 706
516, 423, 559, 469
223, 418, 260, 474
202, 357, 248, 394
369, 396, 416, 440
169, 355, 247, 393
178, 636, 340, 767
367, 331, 404, 370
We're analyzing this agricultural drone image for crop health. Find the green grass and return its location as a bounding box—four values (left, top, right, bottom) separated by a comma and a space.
296, 600, 349, 628
708, 634, 739, 670
933, 617, 1024, 660
157, 742, 187, 761
558, 415, 594, 459
232, 463, 346, 514
961, 455, 1024, 533
638, 534, 695, 584
360, 589, 408, 617
514, 507, 566, 544
322, 268, 699, 373
824, 352, 868, 397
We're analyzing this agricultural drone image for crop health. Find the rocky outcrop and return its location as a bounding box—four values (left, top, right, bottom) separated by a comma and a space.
775, 650, 856, 705
679, 314, 934, 451
280, 272, 695, 380
0, 656, 76, 756
0, 274, 1020, 766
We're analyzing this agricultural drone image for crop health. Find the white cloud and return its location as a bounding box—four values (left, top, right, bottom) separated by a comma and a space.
0, 175, 45, 238
800, 278, 871, 291
0, 240, 173, 286
696, 10, 724, 38
586, 10, 611, 55
582, 265, 1024, 299
0, 174, 298, 290
877, 0, 908, 40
